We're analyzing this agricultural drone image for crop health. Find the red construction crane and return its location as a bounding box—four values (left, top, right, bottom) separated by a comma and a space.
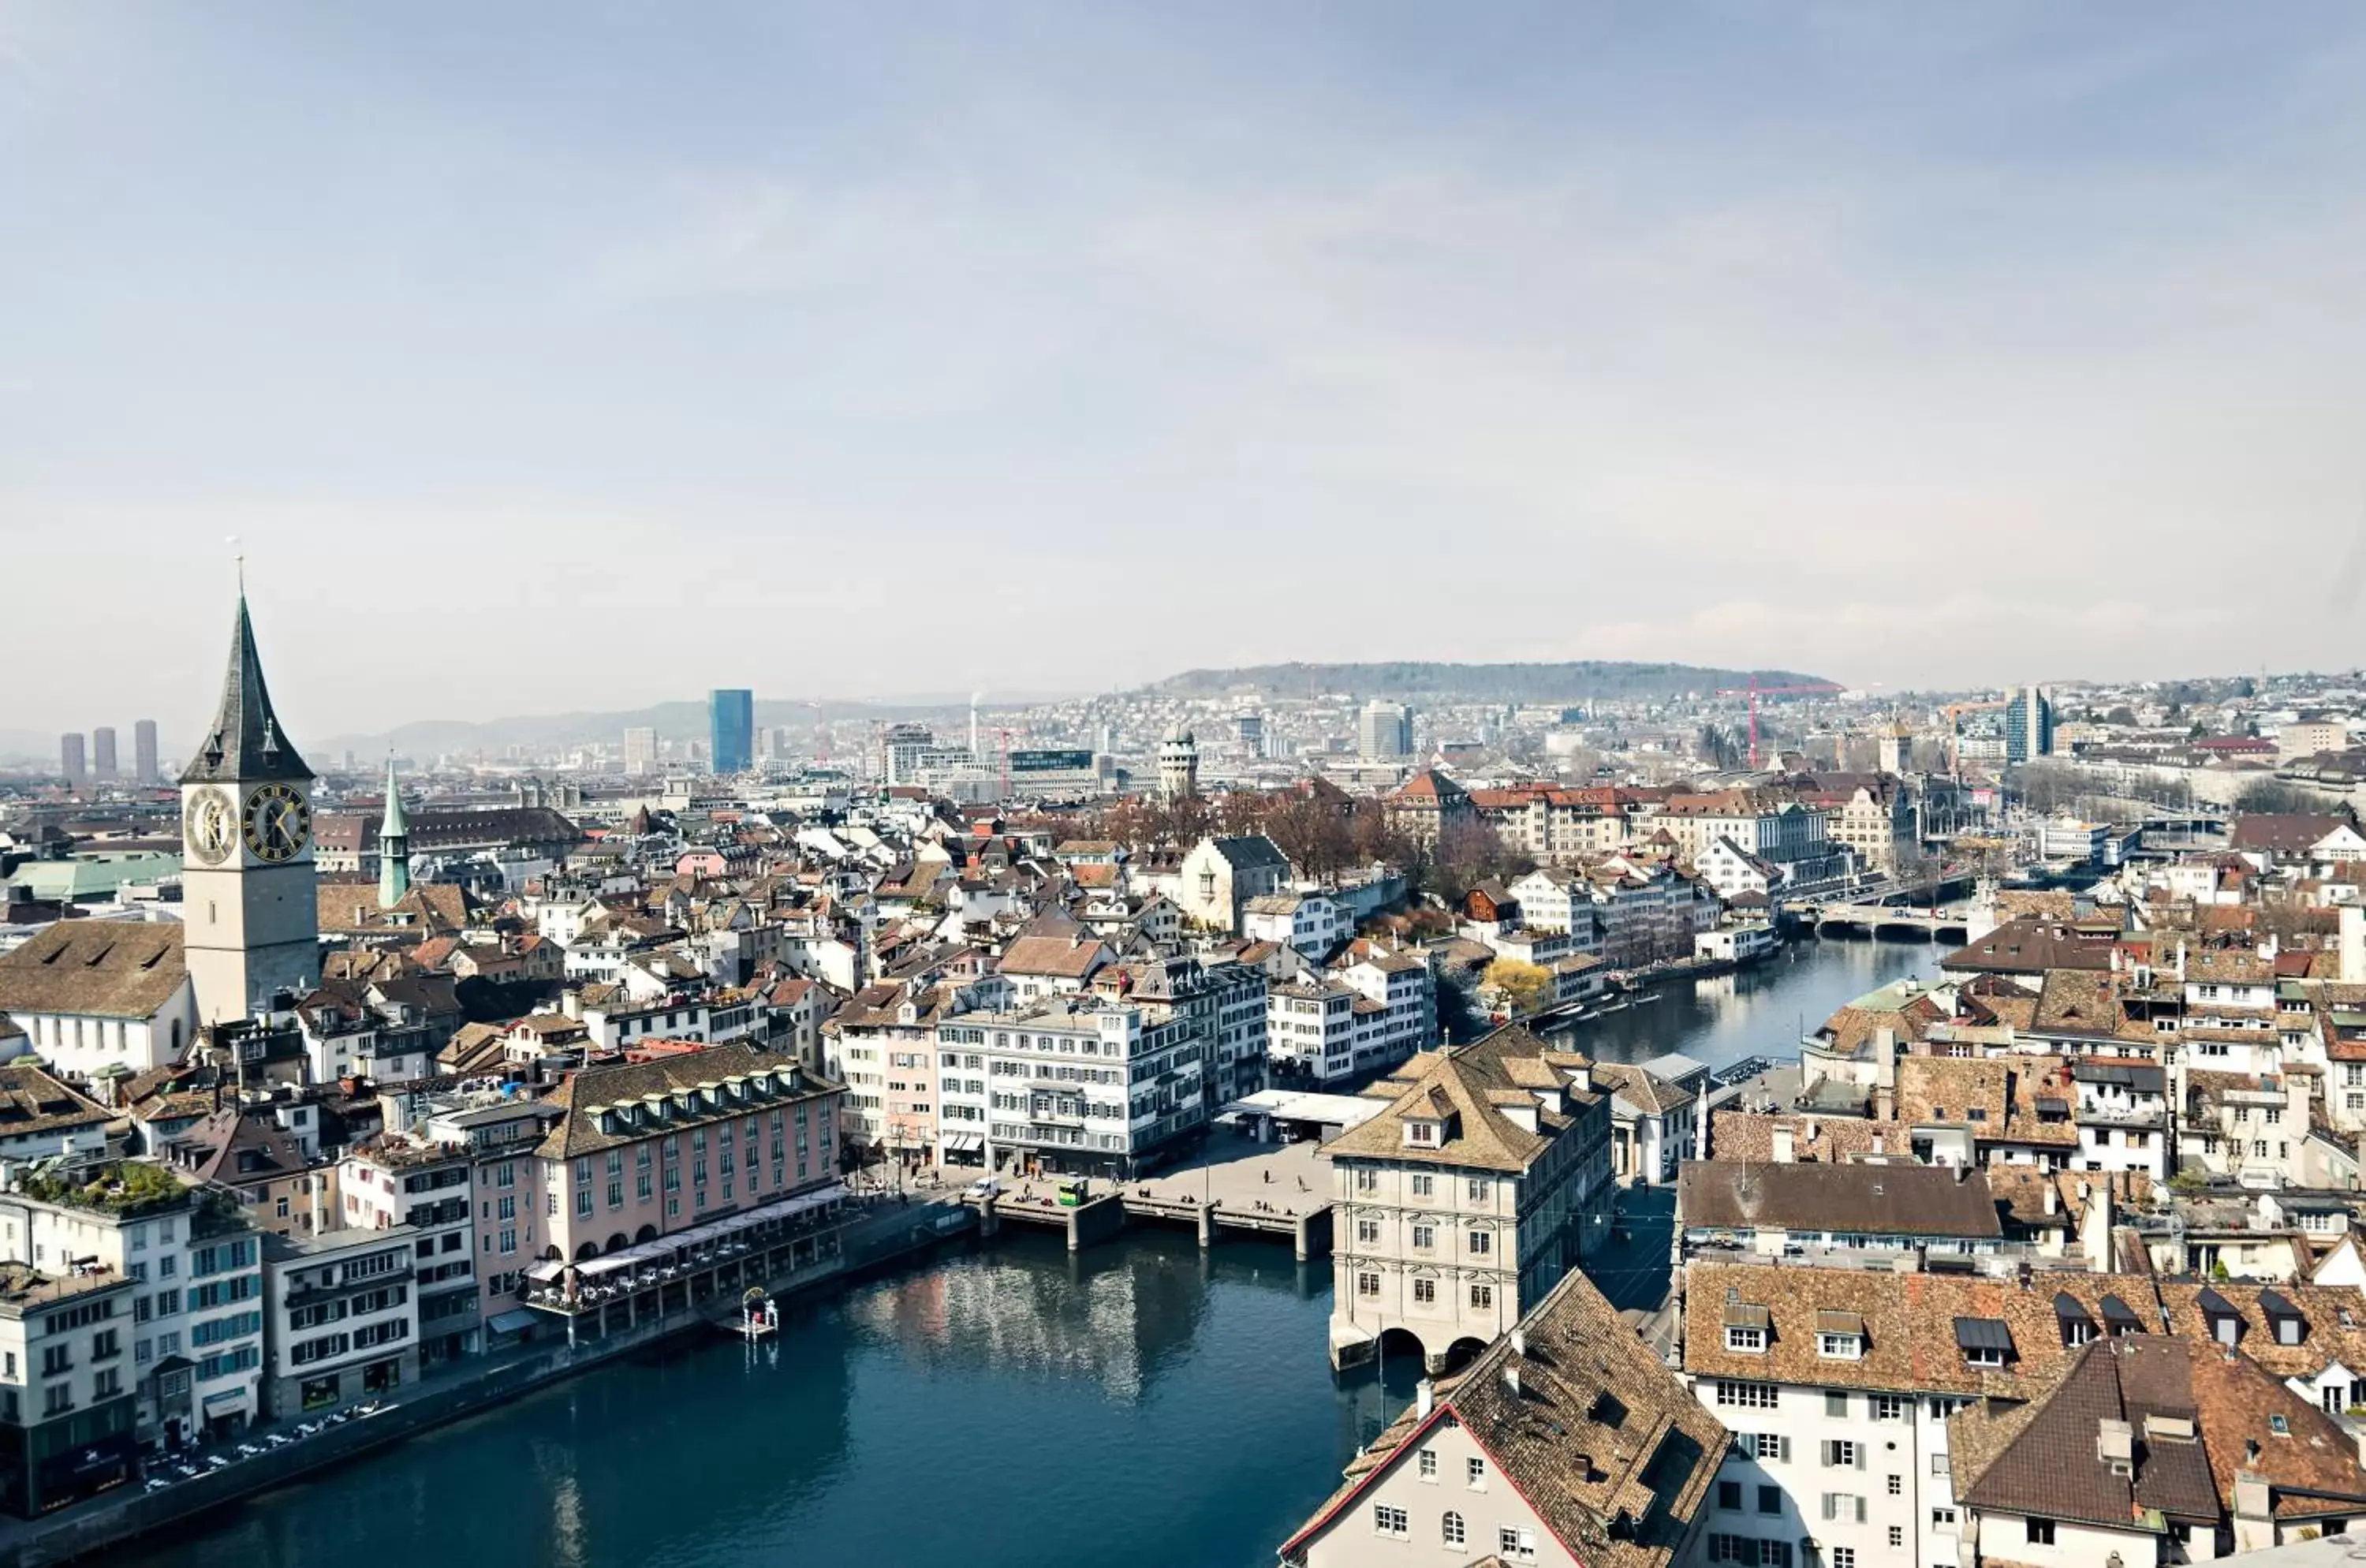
1712, 678, 1846, 769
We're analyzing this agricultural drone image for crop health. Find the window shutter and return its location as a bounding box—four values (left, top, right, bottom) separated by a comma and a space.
1822, 1495, 1836, 1522
1779, 1436, 1792, 1463
1821, 1442, 1834, 1467
1854, 1498, 1868, 1524
1855, 1446, 1866, 1471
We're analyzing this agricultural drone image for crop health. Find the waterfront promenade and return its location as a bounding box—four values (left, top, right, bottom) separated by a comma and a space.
968, 1130, 1337, 1259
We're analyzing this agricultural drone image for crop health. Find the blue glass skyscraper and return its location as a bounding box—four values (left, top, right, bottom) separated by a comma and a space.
709, 688, 755, 774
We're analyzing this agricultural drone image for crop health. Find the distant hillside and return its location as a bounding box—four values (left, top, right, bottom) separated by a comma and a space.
1139, 661, 1836, 704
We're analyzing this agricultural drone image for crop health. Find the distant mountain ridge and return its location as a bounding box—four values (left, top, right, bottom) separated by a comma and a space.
0, 663, 1842, 771
1139, 661, 1837, 703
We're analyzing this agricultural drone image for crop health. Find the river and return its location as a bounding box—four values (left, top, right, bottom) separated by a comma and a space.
113, 937, 1928, 1568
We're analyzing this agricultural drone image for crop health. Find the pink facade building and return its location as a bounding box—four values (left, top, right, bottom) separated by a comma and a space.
532, 1043, 843, 1263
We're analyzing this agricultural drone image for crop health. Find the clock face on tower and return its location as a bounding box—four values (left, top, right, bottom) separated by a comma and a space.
241, 782, 312, 863
184, 786, 237, 866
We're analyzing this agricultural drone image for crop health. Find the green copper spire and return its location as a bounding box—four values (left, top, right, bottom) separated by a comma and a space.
377, 756, 412, 909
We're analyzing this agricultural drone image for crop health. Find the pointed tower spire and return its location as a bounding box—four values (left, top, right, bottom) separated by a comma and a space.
181, 588, 312, 785
378, 756, 412, 910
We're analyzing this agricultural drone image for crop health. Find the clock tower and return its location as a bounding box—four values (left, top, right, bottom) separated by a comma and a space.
180, 588, 321, 1025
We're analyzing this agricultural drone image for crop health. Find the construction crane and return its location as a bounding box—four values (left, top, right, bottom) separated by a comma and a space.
1712, 679, 1845, 769
1940, 698, 2009, 778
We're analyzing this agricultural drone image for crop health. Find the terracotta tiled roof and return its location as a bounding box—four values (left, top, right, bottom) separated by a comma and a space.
1285, 1268, 1722, 1568
1953, 1334, 2366, 1528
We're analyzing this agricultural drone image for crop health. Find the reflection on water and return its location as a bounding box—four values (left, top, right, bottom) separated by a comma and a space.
1551, 937, 1933, 1072
846, 1234, 1220, 1403
114, 942, 1910, 1568
115, 1230, 1371, 1568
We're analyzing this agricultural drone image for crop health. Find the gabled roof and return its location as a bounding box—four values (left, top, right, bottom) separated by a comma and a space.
0, 921, 188, 1021
1204, 834, 1290, 872
1283, 1268, 1722, 1568
1322, 1024, 1593, 1174
1676, 1161, 2005, 1239
1951, 1335, 2366, 1529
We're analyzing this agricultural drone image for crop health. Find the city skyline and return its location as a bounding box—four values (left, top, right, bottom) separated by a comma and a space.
6, 4, 2365, 734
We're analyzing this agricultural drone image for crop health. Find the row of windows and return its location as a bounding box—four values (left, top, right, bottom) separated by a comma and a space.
1370, 1506, 1532, 1558
1353, 1275, 1492, 1311
1353, 1219, 1493, 1255
1348, 1170, 1494, 1201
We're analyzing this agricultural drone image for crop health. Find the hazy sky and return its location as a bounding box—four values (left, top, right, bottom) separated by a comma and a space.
5, 3, 2364, 740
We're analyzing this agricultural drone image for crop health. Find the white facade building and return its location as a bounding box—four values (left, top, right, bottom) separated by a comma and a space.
932, 998, 1203, 1178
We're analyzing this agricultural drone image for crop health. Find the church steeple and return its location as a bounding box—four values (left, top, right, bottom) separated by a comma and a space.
378, 756, 412, 910
181, 590, 311, 785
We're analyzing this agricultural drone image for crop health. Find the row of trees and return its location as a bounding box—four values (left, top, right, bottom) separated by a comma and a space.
1077, 787, 1536, 905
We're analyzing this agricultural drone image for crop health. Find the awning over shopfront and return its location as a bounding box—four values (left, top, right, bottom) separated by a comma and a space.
525, 1259, 568, 1282
202, 1390, 249, 1414
486, 1308, 541, 1335
940, 1134, 983, 1152
562, 1182, 853, 1277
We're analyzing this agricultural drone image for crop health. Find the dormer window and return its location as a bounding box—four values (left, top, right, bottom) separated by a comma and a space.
1816, 1310, 1864, 1361
1955, 1317, 2011, 1368
2197, 1287, 2242, 1346
1723, 1298, 1770, 1353
2055, 1294, 2096, 1348
1404, 1118, 1441, 1148
2260, 1290, 2307, 1346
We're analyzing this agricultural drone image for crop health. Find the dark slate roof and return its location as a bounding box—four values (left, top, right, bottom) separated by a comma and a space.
1954, 1316, 2013, 1353
181, 593, 312, 784
1676, 1161, 2006, 1240
0, 922, 188, 1020
1209, 834, 1290, 872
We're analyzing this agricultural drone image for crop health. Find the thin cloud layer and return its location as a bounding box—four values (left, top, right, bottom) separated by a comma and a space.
2, 3, 2361, 737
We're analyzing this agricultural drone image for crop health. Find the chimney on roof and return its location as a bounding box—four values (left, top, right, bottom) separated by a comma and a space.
1771, 1124, 1795, 1164
1510, 1327, 1527, 1357
1954, 1163, 1968, 1184
1416, 1378, 1435, 1418
2044, 1182, 2059, 1217
1502, 1362, 1521, 1399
